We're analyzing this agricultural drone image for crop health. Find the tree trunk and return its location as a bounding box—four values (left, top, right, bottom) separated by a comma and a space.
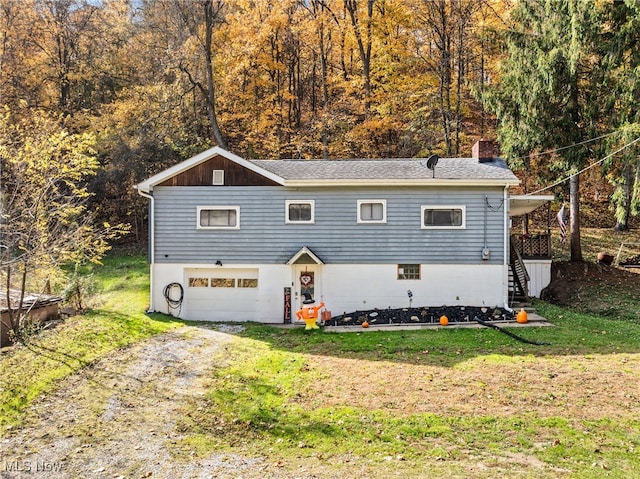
614, 163, 633, 231
319, 21, 330, 159
4, 266, 13, 335
345, 0, 374, 112
203, 0, 227, 149
569, 173, 583, 262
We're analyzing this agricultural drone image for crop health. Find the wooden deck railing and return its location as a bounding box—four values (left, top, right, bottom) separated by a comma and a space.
511, 233, 551, 259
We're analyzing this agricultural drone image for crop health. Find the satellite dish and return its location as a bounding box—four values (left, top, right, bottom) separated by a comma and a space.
426, 154, 439, 177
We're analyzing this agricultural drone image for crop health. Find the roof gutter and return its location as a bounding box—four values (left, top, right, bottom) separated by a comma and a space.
283, 179, 520, 188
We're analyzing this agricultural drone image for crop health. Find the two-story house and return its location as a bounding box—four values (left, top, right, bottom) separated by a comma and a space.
136, 140, 551, 323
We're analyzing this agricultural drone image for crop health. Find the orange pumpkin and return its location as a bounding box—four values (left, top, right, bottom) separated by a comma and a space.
516, 309, 528, 324
439, 315, 449, 326
361, 321, 369, 328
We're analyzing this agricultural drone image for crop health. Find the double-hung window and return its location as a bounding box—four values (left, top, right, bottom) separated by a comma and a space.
197, 206, 240, 229
286, 200, 314, 224
357, 200, 386, 224
421, 205, 465, 229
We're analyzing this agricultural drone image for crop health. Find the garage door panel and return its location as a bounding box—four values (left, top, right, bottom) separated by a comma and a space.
185, 268, 258, 321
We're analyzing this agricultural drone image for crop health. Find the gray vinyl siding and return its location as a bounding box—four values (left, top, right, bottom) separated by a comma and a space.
153, 186, 507, 265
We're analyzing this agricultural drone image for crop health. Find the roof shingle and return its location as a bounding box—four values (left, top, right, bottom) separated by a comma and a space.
250, 157, 518, 182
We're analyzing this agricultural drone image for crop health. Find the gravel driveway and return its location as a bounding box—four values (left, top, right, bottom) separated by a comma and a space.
1, 325, 265, 479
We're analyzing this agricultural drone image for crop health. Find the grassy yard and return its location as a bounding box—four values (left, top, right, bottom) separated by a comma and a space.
174, 308, 640, 478
0, 254, 183, 428
550, 226, 640, 263
2, 232, 640, 478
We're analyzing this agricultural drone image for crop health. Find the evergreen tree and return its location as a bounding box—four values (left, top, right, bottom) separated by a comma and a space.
600, 1, 640, 231
483, 0, 602, 261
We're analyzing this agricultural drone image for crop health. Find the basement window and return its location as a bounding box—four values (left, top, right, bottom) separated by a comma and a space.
397, 264, 420, 280
421, 205, 465, 229
286, 200, 314, 224
197, 206, 239, 229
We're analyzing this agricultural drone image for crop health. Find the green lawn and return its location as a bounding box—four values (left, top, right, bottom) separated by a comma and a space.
2, 244, 640, 478
175, 311, 640, 478
0, 253, 183, 428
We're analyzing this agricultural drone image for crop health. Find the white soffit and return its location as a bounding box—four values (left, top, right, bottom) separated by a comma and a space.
510, 195, 555, 217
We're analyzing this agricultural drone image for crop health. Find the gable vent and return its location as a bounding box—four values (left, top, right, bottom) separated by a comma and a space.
212, 170, 224, 185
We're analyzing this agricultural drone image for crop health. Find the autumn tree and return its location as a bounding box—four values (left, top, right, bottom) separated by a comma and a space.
0, 107, 127, 342
137, 0, 228, 148
298, 0, 340, 158
19, 0, 104, 113
0, 1, 31, 108
343, 0, 375, 111
411, 0, 484, 156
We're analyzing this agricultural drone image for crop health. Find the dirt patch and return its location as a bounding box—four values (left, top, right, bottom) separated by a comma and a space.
0, 325, 265, 479
302, 353, 640, 421
540, 261, 640, 306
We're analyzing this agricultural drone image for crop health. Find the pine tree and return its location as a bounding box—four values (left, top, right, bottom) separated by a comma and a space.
483, 0, 602, 261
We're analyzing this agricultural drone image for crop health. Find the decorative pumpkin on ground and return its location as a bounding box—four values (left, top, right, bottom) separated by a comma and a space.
361, 320, 369, 328
516, 309, 528, 324
439, 315, 449, 326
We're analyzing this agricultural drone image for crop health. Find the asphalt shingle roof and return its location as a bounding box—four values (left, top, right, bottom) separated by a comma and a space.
250, 157, 518, 182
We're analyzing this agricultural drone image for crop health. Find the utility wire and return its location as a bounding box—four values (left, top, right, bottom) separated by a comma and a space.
525, 136, 640, 196
512, 131, 620, 161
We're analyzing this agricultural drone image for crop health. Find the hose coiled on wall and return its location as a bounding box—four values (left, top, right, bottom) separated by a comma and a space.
163, 282, 184, 315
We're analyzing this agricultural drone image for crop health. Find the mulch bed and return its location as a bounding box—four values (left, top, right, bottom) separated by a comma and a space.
324, 305, 514, 327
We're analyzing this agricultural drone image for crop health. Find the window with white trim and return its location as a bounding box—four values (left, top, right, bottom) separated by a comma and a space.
357, 200, 386, 223
286, 200, 314, 224
421, 205, 466, 229
197, 206, 239, 229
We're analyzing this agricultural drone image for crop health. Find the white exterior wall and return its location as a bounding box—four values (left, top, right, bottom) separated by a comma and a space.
151, 262, 507, 323
321, 264, 506, 315
152, 263, 185, 316
523, 259, 552, 298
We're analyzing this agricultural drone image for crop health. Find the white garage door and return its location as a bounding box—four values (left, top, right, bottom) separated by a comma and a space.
184, 268, 259, 321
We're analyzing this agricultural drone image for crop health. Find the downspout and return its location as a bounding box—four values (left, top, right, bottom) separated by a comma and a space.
503, 185, 512, 312
137, 189, 155, 313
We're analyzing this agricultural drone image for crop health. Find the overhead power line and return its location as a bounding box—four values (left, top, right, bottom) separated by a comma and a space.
526, 136, 640, 196
513, 131, 621, 161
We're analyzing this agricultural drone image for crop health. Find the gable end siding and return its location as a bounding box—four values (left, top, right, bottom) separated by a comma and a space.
157, 155, 280, 187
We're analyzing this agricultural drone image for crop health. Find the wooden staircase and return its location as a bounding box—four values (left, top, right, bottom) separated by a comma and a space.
509, 236, 530, 304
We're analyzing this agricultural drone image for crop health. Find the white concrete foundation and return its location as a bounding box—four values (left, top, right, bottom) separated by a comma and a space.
150, 262, 508, 323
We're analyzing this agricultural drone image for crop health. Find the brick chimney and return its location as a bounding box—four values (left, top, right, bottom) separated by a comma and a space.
472, 139, 494, 163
